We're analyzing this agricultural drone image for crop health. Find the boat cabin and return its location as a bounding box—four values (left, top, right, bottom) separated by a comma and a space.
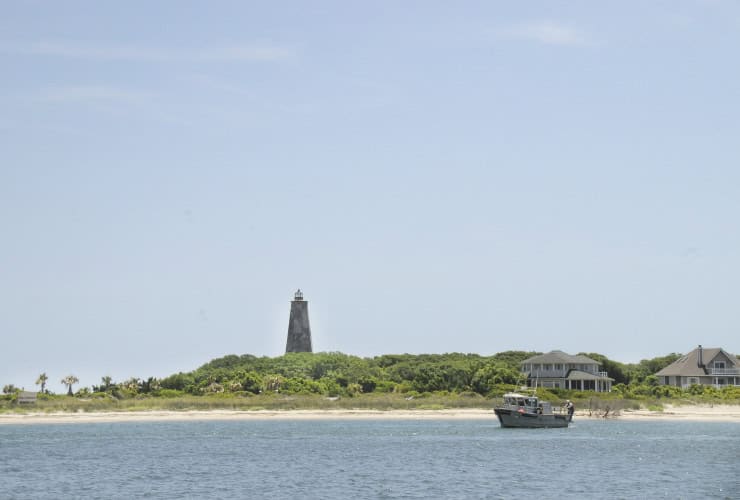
500, 392, 554, 415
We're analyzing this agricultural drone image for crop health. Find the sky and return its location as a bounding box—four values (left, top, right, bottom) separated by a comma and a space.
2, 1, 739, 393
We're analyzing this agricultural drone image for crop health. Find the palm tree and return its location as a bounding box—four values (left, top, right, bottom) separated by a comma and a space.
61, 375, 79, 396
101, 376, 113, 391
36, 372, 48, 394
123, 377, 140, 392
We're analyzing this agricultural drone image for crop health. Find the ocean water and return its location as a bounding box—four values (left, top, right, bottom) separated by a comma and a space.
0, 418, 738, 499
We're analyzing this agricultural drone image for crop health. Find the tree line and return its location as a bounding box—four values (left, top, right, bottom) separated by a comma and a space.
4, 351, 738, 401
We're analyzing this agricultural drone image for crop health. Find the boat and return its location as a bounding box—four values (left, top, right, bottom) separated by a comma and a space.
494, 392, 572, 428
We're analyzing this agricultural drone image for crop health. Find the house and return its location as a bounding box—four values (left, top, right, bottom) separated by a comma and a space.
655, 345, 740, 389
520, 350, 613, 392
17, 391, 37, 404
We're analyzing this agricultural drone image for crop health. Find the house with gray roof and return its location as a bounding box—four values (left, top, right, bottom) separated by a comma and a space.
17, 391, 37, 404
520, 350, 613, 392
655, 345, 739, 389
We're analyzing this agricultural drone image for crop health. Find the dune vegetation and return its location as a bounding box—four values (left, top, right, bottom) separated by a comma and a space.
2, 351, 739, 413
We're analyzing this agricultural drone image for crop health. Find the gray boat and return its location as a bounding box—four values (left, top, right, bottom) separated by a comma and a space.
494, 392, 572, 428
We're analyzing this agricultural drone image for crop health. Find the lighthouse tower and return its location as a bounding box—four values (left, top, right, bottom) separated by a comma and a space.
285, 289, 313, 353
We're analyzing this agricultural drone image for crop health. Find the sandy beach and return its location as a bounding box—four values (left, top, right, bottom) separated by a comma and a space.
616, 404, 740, 422
0, 409, 491, 425
1, 405, 739, 425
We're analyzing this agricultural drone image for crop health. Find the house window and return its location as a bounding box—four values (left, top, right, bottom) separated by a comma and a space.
543, 364, 552, 371
688, 377, 699, 385
533, 364, 541, 371
714, 361, 725, 369
555, 364, 563, 370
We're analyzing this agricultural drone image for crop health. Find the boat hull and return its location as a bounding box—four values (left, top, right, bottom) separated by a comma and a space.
494, 408, 571, 428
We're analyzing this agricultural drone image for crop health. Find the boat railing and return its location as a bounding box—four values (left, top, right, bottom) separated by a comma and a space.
499, 400, 570, 415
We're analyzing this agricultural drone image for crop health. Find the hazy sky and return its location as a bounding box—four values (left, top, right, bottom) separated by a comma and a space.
2, 1, 739, 393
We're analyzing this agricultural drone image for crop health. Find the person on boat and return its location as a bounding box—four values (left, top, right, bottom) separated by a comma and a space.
565, 400, 574, 417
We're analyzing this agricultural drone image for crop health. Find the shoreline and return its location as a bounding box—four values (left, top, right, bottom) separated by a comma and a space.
2, 404, 740, 425
616, 403, 740, 422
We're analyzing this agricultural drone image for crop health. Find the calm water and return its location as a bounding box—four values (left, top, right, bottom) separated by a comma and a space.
0, 418, 738, 499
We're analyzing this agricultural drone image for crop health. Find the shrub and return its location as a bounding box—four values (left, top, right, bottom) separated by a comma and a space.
374, 380, 396, 393
239, 371, 263, 394
346, 383, 363, 397
160, 373, 194, 391
156, 389, 184, 398
358, 377, 377, 393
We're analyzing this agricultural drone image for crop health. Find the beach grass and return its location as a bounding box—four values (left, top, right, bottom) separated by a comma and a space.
2, 390, 738, 416
0, 392, 495, 414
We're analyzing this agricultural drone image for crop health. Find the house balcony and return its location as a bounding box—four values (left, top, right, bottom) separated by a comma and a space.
681, 382, 740, 390
707, 368, 740, 376
527, 370, 567, 378
526, 370, 610, 379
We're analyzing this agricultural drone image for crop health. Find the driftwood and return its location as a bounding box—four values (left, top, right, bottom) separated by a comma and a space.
587, 400, 622, 418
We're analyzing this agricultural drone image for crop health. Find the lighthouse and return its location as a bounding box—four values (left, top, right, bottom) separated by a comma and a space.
285, 289, 313, 353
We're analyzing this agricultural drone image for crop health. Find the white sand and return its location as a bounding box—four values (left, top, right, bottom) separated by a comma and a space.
615, 404, 740, 422
0, 409, 494, 425
1, 405, 739, 425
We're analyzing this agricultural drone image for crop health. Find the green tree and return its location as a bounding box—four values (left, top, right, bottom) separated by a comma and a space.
472, 363, 521, 395
159, 372, 194, 391
92, 376, 117, 393
122, 378, 141, 393
238, 371, 264, 394
491, 351, 541, 369
624, 353, 682, 384
139, 377, 160, 394
36, 372, 48, 394
61, 375, 79, 396
644, 374, 659, 387
3, 384, 18, 394
580, 353, 628, 385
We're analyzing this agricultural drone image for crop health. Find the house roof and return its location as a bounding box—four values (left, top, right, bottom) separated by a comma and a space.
521, 350, 599, 366
655, 347, 739, 377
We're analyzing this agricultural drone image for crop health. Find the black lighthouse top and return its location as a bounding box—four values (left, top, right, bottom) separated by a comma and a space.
293, 289, 304, 301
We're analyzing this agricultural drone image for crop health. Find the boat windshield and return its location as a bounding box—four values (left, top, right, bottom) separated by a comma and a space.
503, 394, 539, 407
